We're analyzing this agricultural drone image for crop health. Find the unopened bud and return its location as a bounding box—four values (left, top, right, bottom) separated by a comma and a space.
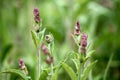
18, 59, 28, 75
74, 30, 80, 36
76, 21, 80, 30
45, 56, 53, 65
45, 35, 53, 43
19, 59, 25, 70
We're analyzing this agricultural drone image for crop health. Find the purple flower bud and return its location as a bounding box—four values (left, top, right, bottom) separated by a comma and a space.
81, 39, 87, 47
46, 56, 53, 65
19, 59, 25, 70
33, 7, 40, 23
76, 21, 80, 30
81, 33, 87, 47
74, 21, 80, 36
18, 59, 28, 75
41, 43, 49, 55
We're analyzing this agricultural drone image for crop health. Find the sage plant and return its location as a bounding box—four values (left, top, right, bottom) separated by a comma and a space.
1, 7, 97, 80
65, 21, 97, 80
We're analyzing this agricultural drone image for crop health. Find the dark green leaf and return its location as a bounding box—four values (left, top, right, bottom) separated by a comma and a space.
31, 31, 39, 48
1, 44, 13, 62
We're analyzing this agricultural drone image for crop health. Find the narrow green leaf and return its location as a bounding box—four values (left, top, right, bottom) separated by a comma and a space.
103, 53, 113, 80
81, 60, 97, 80
85, 50, 95, 61
38, 28, 46, 41
31, 31, 39, 48
62, 62, 77, 80
1, 69, 28, 80
71, 59, 80, 71
72, 34, 79, 47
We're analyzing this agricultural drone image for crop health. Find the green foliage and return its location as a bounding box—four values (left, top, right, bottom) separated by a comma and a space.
103, 53, 114, 80
1, 69, 28, 80
72, 59, 80, 71
0, 0, 119, 80
51, 65, 61, 80
81, 60, 97, 80
62, 62, 77, 80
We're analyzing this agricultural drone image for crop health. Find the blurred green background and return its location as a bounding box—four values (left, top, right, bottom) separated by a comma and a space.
0, 0, 120, 80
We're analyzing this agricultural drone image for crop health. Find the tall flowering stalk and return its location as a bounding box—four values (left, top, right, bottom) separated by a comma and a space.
32, 7, 54, 80
33, 7, 42, 80
1, 7, 97, 80
70, 21, 97, 80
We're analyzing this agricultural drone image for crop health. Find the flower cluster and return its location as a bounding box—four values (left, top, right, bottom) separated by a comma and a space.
73, 21, 88, 56
33, 7, 41, 33
79, 33, 88, 55
33, 7, 40, 23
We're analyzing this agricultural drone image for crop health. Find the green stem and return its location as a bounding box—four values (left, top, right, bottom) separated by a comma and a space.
37, 46, 41, 80
77, 62, 81, 80
78, 53, 85, 80
50, 63, 53, 80
80, 62, 84, 79
48, 44, 53, 80
48, 44, 51, 54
